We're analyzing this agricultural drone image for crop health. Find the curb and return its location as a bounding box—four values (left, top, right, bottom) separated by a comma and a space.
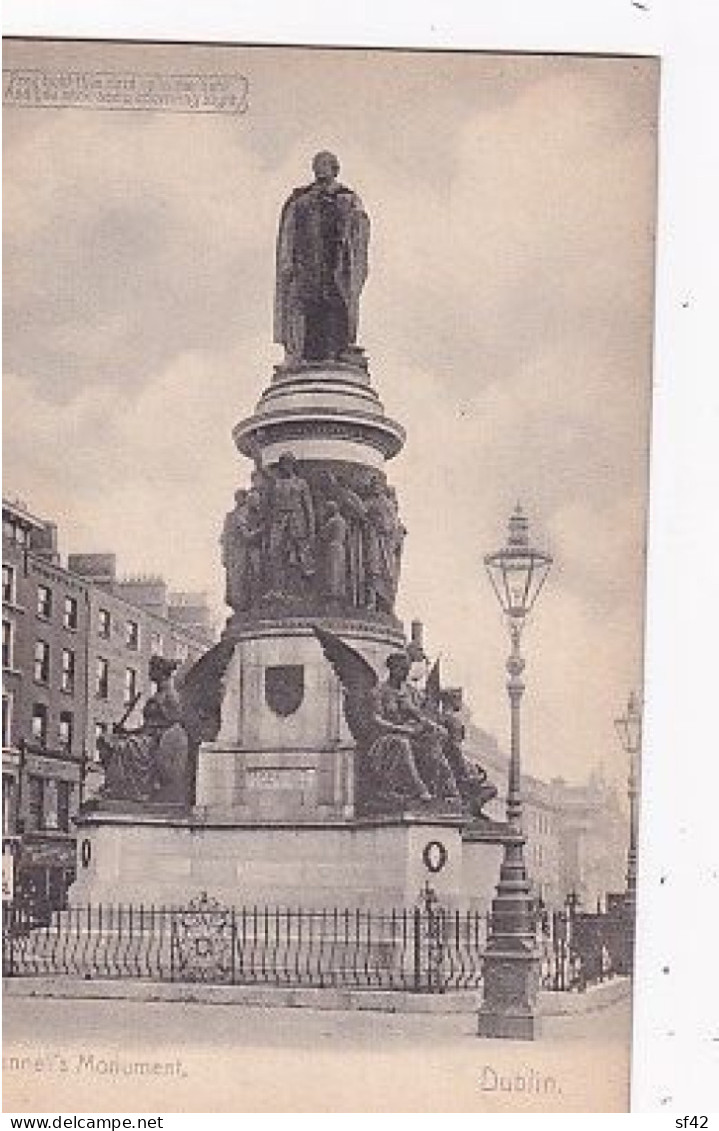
3, 975, 631, 1015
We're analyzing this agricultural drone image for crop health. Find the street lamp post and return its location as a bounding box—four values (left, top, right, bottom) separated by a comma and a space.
477, 505, 552, 1041
614, 691, 642, 909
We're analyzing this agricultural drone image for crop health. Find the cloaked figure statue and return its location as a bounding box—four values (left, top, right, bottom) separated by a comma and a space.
274, 151, 370, 364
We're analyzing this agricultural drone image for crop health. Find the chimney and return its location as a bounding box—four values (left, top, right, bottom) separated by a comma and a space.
30, 521, 60, 564
68, 553, 117, 590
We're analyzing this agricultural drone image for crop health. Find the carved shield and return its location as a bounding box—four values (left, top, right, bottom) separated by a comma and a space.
265, 664, 305, 717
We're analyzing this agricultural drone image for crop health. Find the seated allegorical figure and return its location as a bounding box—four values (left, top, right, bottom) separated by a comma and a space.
98, 641, 236, 807
99, 655, 188, 804
438, 687, 498, 819
313, 628, 464, 812
373, 652, 461, 804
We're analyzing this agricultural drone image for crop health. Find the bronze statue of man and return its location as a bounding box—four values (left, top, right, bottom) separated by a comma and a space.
274, 151, 370, 364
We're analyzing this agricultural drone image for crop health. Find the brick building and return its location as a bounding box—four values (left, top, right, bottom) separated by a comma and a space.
66, 558, 213, 776
2, 499, 90, 902
2, 496, 214, 907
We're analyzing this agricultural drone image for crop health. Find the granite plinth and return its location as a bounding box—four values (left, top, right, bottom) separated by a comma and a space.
69, 811, 478, 910
460, 823, 510, 916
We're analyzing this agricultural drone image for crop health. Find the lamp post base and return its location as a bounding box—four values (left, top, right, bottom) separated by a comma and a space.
477, 1009, 539, 1042
477, 948, 541, 1041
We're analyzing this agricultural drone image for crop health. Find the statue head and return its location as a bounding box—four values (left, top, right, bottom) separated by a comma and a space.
441, 687, 463, 713
277, 452, 298, 477
406, 640, 425, 665
312, 150, 340, 185
149, 654, 180, 686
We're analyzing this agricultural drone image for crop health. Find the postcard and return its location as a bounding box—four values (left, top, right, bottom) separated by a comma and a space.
2, 35, 658, 1113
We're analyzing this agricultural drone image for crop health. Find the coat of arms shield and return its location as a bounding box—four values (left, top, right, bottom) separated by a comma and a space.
264, 664, 305, 717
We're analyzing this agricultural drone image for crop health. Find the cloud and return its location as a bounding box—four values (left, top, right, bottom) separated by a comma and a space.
2, 45, 657, 788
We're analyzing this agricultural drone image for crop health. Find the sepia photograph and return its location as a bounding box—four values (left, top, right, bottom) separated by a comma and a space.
2, 35, 659, 1114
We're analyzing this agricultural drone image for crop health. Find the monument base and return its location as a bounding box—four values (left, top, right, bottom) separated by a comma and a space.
70, 806, 509, 912
70, 809, 486, 909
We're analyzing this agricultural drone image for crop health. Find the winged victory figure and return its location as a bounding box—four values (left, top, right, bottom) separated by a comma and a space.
314, 626, 467, 813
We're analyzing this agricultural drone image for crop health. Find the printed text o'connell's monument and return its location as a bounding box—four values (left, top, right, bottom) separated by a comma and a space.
73, 153, 504, 913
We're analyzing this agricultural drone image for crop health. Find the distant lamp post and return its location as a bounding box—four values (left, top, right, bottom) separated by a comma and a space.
477, 505, 552, 1041
614, 691, 642, 908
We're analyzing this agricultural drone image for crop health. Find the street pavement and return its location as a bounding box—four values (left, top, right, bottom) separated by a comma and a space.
3, 993, 631, 1113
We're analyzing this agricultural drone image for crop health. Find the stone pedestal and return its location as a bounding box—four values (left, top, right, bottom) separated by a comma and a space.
70, 808, 469, 910
71, 351, 507, 920
197, 618, 403, 822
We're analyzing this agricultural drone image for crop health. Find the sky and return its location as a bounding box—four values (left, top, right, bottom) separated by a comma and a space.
2, 39, 658, 789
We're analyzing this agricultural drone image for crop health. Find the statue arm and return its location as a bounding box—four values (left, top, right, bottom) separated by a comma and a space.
368, 687, 416, 738
401, 695, 445, 736
368, 705, 416, 739
337, 483, 367, 521
276, 195, 298, 278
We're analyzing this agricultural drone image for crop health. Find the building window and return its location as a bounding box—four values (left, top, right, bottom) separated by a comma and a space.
63, 595, 78, 630
2, 564, 16, 604
59, 710, 74, 752
26, 775, 45, 831
2, 694, 12, 748
98, 608, 111, 639
61, 648, 76, 694
125, 620, 140, 650
94, 723, 109, 760
96, 657, 109, 699
31, 703, 48, 747
56, 781, 72, 833
124, 666, 137, 707
175, 641, 189, 663
34, 640, 50, 684
37, 583, 52, 620
2, 620, 13, 668
150, 633, 163, 656
2, 774, 15, 835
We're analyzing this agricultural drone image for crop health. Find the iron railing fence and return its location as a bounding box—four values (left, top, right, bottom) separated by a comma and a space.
2, 896, 487, 993
3, 896, 632, 992
538, 906, 632, 990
